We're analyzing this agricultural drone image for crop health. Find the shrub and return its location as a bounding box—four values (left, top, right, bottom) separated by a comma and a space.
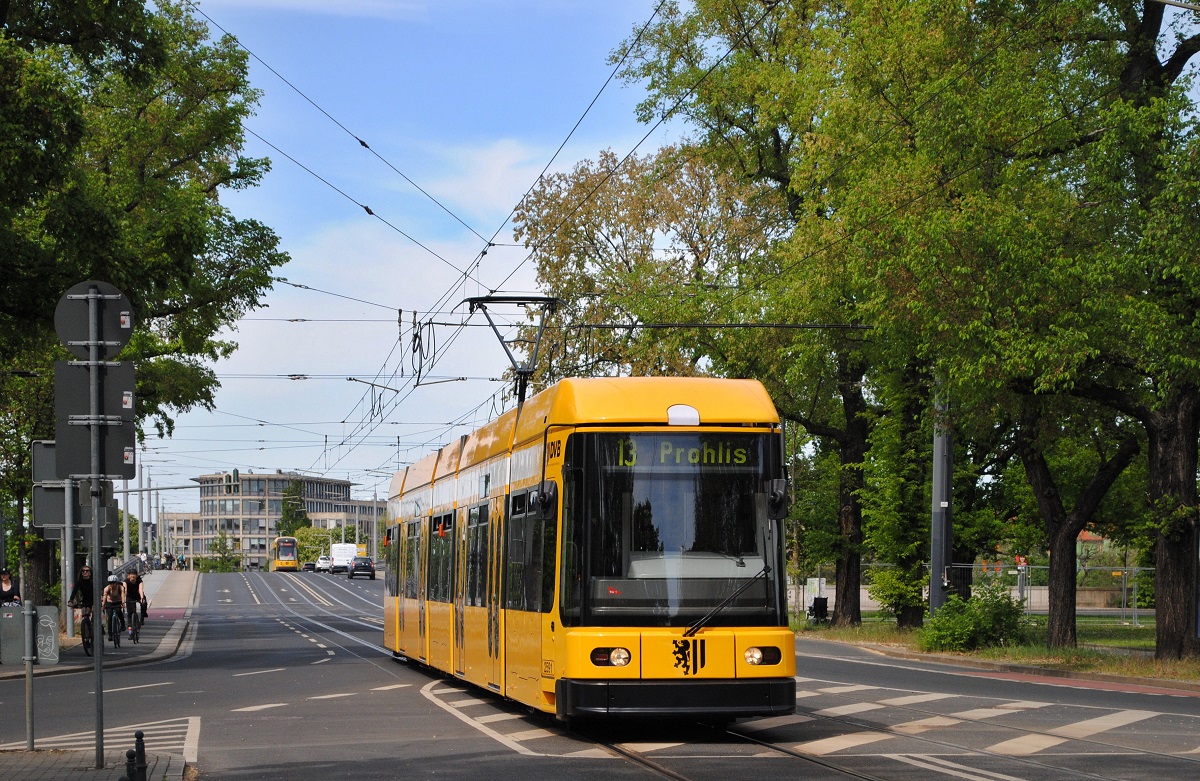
866, 567, 925, 621
918, 582, 1028, 652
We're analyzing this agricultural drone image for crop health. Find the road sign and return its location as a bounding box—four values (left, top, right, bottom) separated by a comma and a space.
54, 361, 136, 479
53, 280, 133, 360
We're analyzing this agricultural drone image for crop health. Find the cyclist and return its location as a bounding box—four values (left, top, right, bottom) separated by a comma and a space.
67, 566, 96, 655
0, 568, 19, 604
124, 569, 146, 640
102, 575, 126, 642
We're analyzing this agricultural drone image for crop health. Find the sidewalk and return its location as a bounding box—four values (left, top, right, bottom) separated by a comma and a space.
0, 570, 198, 780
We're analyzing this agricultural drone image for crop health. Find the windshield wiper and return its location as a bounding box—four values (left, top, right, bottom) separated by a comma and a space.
682, 564, 769, 638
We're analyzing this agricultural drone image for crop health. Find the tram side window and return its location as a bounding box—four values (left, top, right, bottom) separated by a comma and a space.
504, 490, 557, 614
466, 504, 489, 607
404, 520, 420, 599
385, 526, 400, 597
428, 512, 455, 602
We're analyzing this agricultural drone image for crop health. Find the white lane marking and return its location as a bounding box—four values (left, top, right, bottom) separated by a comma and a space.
233, 668, 286, 677
311, 658, 330, 665
421, 680, 541, 756
450, 698, 488, 708
890, 753, 1029, 781
372, 684, 413, 691
308, 693, 355, 700
96, 682, 174, 694
510, 728, 555, 741
231, 703, 288, 712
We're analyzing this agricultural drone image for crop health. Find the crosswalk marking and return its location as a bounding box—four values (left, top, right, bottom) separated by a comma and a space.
617, 742, 684, 752
0, 717, 198, 761
893, 716, 961, 734
813, 702, 885, 717
988, 709, 1157, 755
738, 715, 814, 733
878, 693, 955, 706
819, 684, 878, 694
793, 732, 892, 755
475, 712, 524, 724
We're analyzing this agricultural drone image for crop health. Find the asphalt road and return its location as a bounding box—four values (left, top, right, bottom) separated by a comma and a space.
3, 573, 1198, 781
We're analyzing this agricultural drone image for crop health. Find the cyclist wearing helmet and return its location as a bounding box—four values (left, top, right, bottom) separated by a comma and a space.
102, 575, 126, 639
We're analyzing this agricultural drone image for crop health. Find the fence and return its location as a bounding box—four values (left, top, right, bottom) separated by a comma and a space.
790, 564, 1155, 625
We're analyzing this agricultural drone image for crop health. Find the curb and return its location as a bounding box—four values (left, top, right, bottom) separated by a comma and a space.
0, 618, 190, 681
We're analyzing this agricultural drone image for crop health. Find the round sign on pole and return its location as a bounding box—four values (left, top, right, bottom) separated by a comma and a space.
54, 280, 134, 359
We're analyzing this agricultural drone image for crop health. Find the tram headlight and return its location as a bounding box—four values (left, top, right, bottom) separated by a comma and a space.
591, 647, 632, 667
744, 646, 782, 665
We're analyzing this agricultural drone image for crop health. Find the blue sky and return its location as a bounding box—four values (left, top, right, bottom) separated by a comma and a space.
140, 0, 669, 511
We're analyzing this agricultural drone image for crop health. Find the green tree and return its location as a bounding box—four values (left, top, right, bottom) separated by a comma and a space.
204, 531, 240, 573
0, 3, 287, 604
278, 482, 311, 538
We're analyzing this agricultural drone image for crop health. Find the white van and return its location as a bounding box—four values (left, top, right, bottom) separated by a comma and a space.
330, 543, 357, 574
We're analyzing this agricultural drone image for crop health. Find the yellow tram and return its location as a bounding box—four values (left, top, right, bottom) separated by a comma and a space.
271, 535, 300, 572
383, 377, 796, 720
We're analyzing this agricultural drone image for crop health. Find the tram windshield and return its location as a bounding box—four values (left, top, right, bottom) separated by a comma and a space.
561, 432, 785, 628
276, 538, 297, 561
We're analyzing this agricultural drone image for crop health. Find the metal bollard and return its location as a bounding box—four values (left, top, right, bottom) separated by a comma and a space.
134, 730, 148, 781
125, 748, 138, 781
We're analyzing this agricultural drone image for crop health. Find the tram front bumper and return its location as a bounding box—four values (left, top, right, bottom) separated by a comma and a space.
555, 677, 796, 720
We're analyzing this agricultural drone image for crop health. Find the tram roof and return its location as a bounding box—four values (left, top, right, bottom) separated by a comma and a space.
515, 376, 779, 437
390, 376, 779, 498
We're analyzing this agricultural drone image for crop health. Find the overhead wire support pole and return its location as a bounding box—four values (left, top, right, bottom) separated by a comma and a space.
465, 296, 558, 404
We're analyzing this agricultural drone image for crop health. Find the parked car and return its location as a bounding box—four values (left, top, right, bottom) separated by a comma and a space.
301, 562, 316, 572
347, 555, 375, 580
315, 555, 332, 573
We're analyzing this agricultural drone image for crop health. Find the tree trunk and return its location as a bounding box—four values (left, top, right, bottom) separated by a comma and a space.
1145, 398, 1200, 660
1045, 525, 1079, 649
831, 355, 868, 628
896, 602, 924, 630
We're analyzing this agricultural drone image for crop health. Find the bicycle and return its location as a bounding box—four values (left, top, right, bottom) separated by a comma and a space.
70, 603, 93, 656
125, 601, 143, 644
105, 603, 123, 648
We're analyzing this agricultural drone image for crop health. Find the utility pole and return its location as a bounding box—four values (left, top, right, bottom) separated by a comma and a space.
930, 395, 954, 614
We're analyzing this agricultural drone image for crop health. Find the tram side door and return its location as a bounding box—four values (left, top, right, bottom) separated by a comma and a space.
453, 507, 466, 676
486, 495, 503, 690
417, 516, 428, 661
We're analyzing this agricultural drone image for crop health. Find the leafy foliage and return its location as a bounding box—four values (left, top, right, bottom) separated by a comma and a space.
919, 582, 1030, 652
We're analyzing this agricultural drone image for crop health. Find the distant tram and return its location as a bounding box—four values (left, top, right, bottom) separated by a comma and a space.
383, 377, 796, 721
271, 536, 300, 572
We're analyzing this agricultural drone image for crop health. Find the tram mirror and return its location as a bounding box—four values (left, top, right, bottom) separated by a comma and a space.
767, 478, 789, 520
533, 481, 558, 519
